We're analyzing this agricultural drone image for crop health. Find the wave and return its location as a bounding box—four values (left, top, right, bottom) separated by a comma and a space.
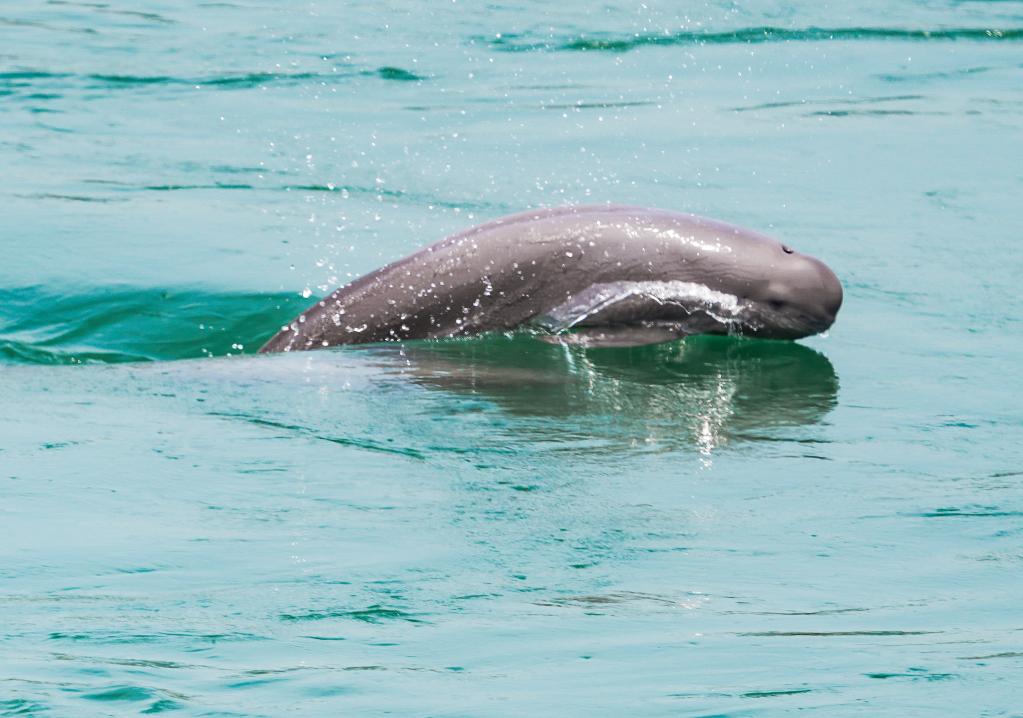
483, 26, 1023, 52
0, 66, 425, 94
0, 286, 308, 365
732, 94, 924, 113
20, 182, 506, 212
878, 62, 1023, 83
88, 71, 327, 88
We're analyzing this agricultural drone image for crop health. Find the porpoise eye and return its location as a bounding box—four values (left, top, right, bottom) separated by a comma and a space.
768, 299, 787, 310
781, 245, 794, 254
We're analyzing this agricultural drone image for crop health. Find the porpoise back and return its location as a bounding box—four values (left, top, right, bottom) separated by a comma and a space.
260, 205, 842, 352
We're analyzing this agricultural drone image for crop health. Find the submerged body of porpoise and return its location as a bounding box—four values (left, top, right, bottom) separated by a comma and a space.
260, 205, 842, 352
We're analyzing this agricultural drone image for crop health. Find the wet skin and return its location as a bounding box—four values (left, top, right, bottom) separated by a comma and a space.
260, 205, 843, 353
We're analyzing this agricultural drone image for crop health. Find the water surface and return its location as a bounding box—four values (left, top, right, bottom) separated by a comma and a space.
2, 1, 1022, 715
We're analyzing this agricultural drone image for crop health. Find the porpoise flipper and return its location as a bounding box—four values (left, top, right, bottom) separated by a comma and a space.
536, 324, 690, 349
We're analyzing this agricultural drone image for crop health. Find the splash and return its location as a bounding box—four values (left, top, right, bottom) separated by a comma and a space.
536, 280, 748, 333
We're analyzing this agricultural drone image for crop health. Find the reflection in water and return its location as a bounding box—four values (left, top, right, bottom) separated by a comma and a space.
145, 333, 837, 461
366, 334, 839, 458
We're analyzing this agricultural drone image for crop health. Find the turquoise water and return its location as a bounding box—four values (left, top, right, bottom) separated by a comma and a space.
3, 1, 1023, 715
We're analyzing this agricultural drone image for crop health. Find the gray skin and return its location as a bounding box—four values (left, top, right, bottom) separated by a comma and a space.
260, 205, 843, 353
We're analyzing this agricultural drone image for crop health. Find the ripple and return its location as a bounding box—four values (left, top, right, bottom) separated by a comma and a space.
959, 651, 1023, 659
0, 286, 305, 364
0, 71, 72, 81
0, 66, 428, 97
210, 413, 428, 460
51, 181, 503, 212
742, 688, 814, 698
0, 16, 98, 34
83, 685, 158, 701
734, 94, 925, 113
806, 109, 941, 117
87, 71, 326, 88
726, 607, 870, 616
81, 685, 186, 713
376, 66, 424, 81
52, 653, 196, 670
918, 506, 1023, 518
141, 183, 253, 191
47, 630, 266, 645
280, 605, 425, 624
18, 193, 127, 203
540, 100, 654, 110
877, 64, 1017, 83
740, 630, 938, 637
865, 669, 957, 681
483, 26, 1023, 53
95, 8, 176, 25
0, 698, 50, 716
536, 591, 692, 608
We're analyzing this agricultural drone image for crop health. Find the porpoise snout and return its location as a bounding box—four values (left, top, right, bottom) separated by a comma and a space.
814, 257, 843, 327
801, 255, 843, 332
762, 253, 842, 337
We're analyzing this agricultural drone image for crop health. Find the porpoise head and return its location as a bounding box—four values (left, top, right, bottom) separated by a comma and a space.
656, 219, 844, 340
729, 242, 843, 339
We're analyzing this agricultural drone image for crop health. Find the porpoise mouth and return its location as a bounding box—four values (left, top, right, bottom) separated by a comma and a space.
738, 307, 835, 340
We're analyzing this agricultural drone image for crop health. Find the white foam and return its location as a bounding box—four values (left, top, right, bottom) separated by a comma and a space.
541, 280, 748, 332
